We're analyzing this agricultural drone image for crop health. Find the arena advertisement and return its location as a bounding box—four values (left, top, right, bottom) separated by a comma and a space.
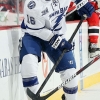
0, 0, 24, 26
0, 28, 27, 100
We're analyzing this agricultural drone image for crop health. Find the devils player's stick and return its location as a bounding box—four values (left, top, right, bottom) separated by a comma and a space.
27, 54, 100, 100
26, 15, 87, 100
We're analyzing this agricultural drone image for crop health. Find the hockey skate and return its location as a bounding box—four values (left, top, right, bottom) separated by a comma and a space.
88, 43, 98, 58
61, 94, 65, 100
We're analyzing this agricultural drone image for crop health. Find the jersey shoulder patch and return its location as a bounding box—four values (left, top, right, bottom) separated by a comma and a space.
28, 0, 36, 9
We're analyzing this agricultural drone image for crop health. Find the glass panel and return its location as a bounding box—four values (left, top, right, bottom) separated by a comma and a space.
0, 0, 24, 26
18, 0, 24, 25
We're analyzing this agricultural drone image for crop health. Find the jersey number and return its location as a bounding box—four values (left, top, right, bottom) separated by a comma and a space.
27, 15, 35, 25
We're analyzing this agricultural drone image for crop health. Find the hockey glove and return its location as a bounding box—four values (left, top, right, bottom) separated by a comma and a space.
76, 0, 95, 17
49, 34, 72, 52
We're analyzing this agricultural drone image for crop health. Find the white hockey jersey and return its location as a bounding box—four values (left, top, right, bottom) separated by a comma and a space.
21, 0, 72, 41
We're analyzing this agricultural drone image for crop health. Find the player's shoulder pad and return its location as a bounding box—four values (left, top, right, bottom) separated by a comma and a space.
27, 0, 37, 9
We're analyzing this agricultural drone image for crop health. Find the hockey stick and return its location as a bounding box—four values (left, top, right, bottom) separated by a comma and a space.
66, 0, 88, 17
27, 15, 86, 100
27, 54, 100, 100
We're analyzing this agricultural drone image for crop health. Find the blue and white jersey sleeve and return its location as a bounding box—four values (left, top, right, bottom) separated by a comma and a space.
21, 0, 54, 41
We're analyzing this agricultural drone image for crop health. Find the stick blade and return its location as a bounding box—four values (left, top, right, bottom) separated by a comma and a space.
27, 88, 45, 100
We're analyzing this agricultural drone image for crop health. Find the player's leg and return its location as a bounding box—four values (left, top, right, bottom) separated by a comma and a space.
57, 52, 78, 100
21, 54, 39, 100
60, 67, 78, 100
87, 1, 99, 58
45, 45, 78, 100
19, 33, 42, 100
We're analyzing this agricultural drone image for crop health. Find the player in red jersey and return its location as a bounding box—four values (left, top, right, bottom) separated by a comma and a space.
66, 0, 100, 58
87, 0, 100, 58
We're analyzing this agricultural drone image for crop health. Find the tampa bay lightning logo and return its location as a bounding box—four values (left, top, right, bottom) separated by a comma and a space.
28, 0, 36, 9
51, 12, 64, 31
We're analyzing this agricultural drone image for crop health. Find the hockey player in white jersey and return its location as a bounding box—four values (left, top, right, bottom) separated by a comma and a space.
20, 0, 94, 100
